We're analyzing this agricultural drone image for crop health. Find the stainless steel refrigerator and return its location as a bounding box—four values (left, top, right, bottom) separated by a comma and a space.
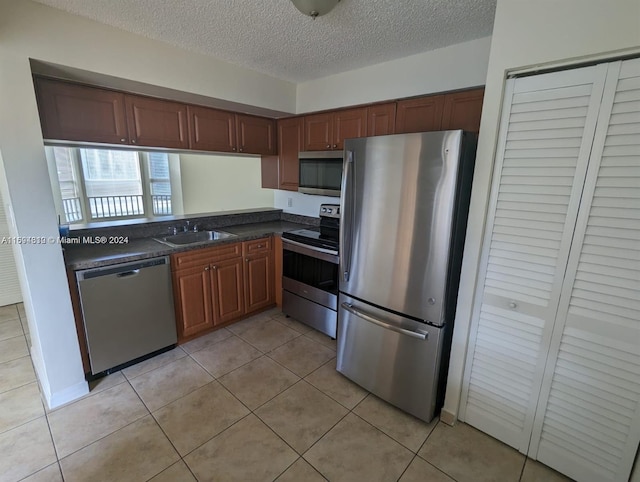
337, 130, 476, 422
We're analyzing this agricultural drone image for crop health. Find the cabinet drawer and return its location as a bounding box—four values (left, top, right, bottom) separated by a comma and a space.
243, 237, 271, 256
171, 242, 242, 270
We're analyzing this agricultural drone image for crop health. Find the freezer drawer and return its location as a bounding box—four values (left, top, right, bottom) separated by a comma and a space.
336, 294, 444, 422
77, 257, 177, 375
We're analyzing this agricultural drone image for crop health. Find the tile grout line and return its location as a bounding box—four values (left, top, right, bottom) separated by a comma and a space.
518, 455, 528, 481
412, 420, 465, 482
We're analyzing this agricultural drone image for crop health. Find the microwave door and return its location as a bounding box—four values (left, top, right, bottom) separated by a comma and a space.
298, 154, 343, 197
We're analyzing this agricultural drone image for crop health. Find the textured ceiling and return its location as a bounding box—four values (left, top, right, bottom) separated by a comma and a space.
33, 0, 497, 83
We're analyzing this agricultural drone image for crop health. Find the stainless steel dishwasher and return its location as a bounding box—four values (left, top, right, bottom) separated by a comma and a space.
77, 256, 177, 375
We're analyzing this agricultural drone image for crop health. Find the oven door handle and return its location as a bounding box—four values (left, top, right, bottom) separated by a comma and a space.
282, 238, 338, 256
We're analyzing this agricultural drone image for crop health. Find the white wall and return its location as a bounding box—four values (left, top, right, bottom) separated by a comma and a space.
296, 37, 492, 113
0, 0, 295, 408
443, 0, 640, 424
180, 153, 274, 213
0, 195, 21, 306
273, 191, 339, 218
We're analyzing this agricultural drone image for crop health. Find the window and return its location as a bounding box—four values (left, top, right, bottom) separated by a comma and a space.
147, 152, 172, 216
48, 147, 176, 223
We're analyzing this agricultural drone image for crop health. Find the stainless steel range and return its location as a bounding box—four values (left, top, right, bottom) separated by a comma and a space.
281, 204, 340, 338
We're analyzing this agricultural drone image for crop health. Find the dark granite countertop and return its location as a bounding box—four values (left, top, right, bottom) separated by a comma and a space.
64, 220, 311, 271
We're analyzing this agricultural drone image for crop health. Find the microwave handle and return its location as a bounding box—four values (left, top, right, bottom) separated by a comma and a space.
340, 150, 354, 282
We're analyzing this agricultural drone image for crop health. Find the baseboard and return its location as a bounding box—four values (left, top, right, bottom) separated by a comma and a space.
47, 380, 89, 410
30, 344, 88, 410
440, 409, 457, 426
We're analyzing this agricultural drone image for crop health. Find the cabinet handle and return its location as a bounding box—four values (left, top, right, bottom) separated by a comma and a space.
245, 257, 249, 262
204, 266, 210, 271
239, 148, 243, 152
333, 144, 337, 148
326, 144, 330, 148
257, 244, 263, 248
120, 138, 127, 142
232, 147, 236, 151
213, 265, 217, 270
509, 301, 518, 309
131, 139, 137, 144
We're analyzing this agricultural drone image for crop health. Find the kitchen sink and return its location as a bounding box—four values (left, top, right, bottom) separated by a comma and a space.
154, 230, 236, 247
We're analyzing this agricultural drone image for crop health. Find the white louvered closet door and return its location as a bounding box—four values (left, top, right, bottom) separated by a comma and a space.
459, 64, 609, 451
0, 200, 21, 306
529, 58, 640, 482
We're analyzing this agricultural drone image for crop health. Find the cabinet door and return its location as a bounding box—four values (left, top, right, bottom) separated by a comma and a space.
395, 95, 445, 133
211, 257, 245, 324
459, 65, 608, 452
304, 113, 333, 151
125, 95, 188, 149
244, 252, 274, 314
34, 77, 129, 145
188, 105, 236, 152
236, 114, 276, 155
441, 88, 485, 133
278, 117, 304, 191
333, 107, 368, 149
173, 265, 214, 339
367, 103, 396, 137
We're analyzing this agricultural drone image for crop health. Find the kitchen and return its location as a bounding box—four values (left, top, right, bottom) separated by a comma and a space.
0, 1, 639, 481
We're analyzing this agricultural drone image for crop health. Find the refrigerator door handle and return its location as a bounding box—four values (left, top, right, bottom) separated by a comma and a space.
341, 150, 355, 282
341, 302, 429, 340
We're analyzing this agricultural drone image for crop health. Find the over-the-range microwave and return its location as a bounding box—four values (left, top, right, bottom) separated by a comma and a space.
298, 151, 343, 197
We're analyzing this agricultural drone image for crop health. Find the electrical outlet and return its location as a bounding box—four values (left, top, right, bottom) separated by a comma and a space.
287, 197, 293, 207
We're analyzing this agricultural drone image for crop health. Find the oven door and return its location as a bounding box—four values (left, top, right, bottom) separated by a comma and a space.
282, 239, 339, 310
282, 238, 339, 338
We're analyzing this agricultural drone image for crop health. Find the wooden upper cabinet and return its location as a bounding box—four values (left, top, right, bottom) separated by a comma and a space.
304, 107, 367, 151
188, 105, 236, 152
236, 114, 276, 155
125, 95, 188, 149
441, 88, 485, 133
304, 113, 333, 151
333, 107, 367, 149
367, 103, 396, 137
34, 77, 129, 145
278, 117, 303, 191
396, 95, 445, 133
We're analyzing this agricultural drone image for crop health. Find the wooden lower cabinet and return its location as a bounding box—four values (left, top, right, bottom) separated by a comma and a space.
243, 237, 275, 314
172, 265, 214, 338
211, 257, 245, 323
171, 237, 275, 341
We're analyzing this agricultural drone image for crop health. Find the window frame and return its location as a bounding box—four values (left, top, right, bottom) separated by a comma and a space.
48, 147, 175, 224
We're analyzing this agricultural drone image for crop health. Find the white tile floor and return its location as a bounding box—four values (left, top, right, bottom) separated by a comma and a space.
0, 304, 573, 481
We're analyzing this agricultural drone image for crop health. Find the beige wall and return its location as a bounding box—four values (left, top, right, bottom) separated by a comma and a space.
443, 0, 640, 425
0, 0, 295, 408
296, 37, 492, 113
180, 154, 274, 214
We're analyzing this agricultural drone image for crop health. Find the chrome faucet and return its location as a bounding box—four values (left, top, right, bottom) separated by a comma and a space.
182, 220, 198, 232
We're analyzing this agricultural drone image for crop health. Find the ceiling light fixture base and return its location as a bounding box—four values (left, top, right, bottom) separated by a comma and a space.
290, 0, 341, 19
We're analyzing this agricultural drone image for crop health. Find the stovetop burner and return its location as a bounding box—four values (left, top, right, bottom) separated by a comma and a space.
282, 204, 340, 251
